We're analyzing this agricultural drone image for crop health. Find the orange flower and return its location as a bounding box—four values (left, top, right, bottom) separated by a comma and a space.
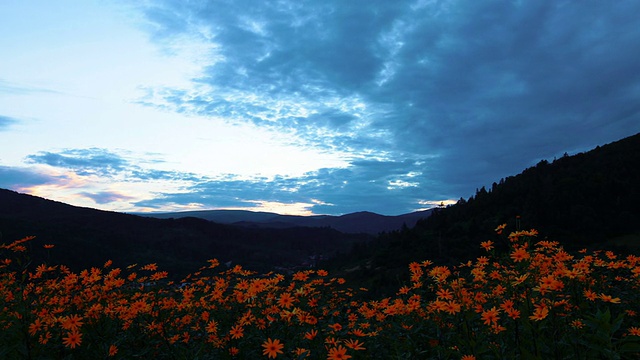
480, 240, 494, 251
229, 347, 240, 356
512, 273, 529, 286
529, 303, 549, 321
510, 248, 530, 262
444, 300, 461, 315
206, 320, 218, 334
262, 338, 284, 358
584, 289, 598, 301
317, 269, 328, 276
628, 327, 640, 336
409, 262, 422, 274
327, 345, 351, 360
436, 288, 453, 300
328, 323, 342, 332
141, 263, 158, 271
599, 293, 621, 304
38, 331, 51, 345
461, 355, 476, 360
506, 307, 521, 320
60, 314, 84, 331
229, 325, 244, 339
29, 319, 43, 336
481, 306, 500, 325
477, 256, 490, 266
325, 337, 339, 347
344, 339, 366, 350
108, 344, 118, 356
43, 244, 55, 249
571, 320, 585, 329
150, 271, 168, 281
278, 293, 294, 309
62, 330, 82, 349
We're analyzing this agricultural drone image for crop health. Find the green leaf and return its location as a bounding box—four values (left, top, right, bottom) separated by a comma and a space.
619, 339, 640, 353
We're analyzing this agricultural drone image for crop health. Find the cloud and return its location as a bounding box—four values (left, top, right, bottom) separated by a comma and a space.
0, 166, 62, 189
0, 79, 61, 95
7, 1, 639, 216
16, 148, 429, 214
136, 1, 640, 159
132, 0, 640, 207
0, 115, 19, 130
24, 148, 201, 182
79, 190, 135, 205
25, 148, 128, 176
132, 157, 447, 215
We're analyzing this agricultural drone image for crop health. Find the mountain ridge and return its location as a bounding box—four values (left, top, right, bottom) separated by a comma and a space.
0, 188, 371, 276
2, 132, 639, 289
136, 208, 433, 234
326, 132, 640, 297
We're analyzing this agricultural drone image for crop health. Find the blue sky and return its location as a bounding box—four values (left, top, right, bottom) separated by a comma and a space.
1, 0, 639, 216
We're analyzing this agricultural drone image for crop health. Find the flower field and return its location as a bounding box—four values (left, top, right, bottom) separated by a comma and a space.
1, 225, 640, 359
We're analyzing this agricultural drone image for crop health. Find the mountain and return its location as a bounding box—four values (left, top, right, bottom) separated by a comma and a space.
3, 132, 639, 294
327, 132, 640, 298
0, 189, 370, 277
138, 209, 433, 234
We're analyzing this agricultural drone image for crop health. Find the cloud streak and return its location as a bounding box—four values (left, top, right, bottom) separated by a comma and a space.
0, 166, 62, 190
0, 115, 19, 131
79, 190, 135, 205
25, 148, 202, 182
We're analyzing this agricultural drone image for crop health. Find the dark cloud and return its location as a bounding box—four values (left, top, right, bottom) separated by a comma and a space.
79, 191, 134, 205
25, 148, 201, 182
132, 1, 640, 213
26, 148, 129, 177
135, 158, 437, 215
0, 166, 63, 189
0, 115, 19, 130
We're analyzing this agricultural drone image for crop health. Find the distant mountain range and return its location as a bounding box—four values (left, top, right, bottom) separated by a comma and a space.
2, 132, 639, 289
135, 209, 433, 234
0, 188, 429, 277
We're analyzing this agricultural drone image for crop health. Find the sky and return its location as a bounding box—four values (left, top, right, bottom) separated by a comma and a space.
1, 1, 640, 216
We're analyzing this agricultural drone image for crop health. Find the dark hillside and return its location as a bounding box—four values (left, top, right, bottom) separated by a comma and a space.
140, 209, 433, 235
328, 132, 640, 297
0, 189, 370, 277
425, 131, 640, 247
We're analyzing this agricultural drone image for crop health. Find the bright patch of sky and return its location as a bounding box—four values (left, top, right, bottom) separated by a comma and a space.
0, 0, 350, 214
2, 0, 640, 215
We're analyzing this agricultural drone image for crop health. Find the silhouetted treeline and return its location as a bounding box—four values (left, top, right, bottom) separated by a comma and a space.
327, 132, 640, 298
0, 189, 371, 278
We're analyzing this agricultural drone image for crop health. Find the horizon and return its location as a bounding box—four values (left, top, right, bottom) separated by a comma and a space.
2, 186, 434, 217
128, 207, 435, 217
2, 1, 640, 216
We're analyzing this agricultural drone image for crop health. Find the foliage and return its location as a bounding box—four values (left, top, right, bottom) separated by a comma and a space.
2, 224, 640, 359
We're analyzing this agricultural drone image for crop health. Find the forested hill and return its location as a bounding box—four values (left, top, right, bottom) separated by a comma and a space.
0, 189, 370, 277
329, 132, 640, 297
423, 131, 640, 247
